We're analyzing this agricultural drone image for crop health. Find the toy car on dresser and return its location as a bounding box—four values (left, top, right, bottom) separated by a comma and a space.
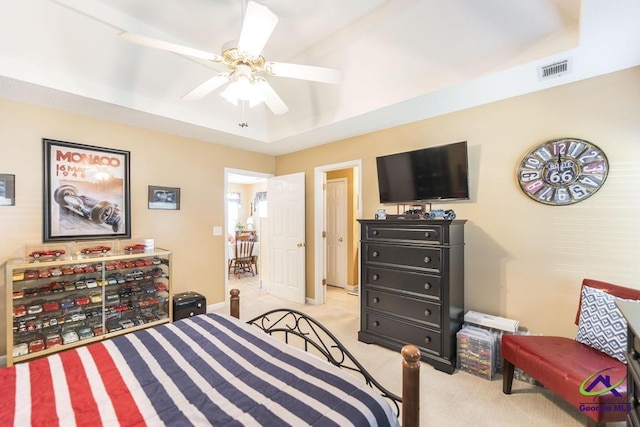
53, 184, 122, 232
425, 209, 456, 220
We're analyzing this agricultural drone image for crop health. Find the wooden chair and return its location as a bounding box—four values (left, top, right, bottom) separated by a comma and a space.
233, 236, 255, 278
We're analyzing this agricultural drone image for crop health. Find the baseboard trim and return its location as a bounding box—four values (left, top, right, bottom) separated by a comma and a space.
206, 302, 226, 313
306, 297, 318, 305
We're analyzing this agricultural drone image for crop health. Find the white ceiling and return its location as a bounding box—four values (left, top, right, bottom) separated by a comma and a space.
1, 0, 639, 155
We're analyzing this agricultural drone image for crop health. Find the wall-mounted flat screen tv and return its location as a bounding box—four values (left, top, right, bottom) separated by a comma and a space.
376, 141, 469, 203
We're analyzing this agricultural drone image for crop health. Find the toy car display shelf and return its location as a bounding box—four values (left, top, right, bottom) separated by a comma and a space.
6, 247, 172, 366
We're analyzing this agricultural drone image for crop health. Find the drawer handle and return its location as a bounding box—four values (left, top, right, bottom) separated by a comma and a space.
424, 282, 431, 290
372, 274, 379, 280
373, 321, 380, 327
424, 336, 431, 344
372, 230, 379, 235
189, 311, 194, 316
197, 303, 202, 308
424, 310, 431, 317
424, 231, 430, 238
424, 256, 431, 263
373, 297, 380, 303
372, 251, 379, 258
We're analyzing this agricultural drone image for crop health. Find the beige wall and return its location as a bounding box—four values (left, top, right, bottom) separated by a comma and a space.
1, 67, 638, 357
0, 99, 275, 355
275, 66, 640, 338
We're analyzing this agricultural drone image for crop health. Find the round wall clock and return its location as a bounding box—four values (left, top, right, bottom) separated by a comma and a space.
517, 138, 609, 205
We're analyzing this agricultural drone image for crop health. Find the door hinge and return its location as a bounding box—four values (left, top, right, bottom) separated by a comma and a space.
322, 279, 327, 286
322, 231, 327, 238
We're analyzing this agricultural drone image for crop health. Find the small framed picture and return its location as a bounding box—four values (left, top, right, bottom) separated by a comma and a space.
0, 173, 15, 206
148, 186, 180, 210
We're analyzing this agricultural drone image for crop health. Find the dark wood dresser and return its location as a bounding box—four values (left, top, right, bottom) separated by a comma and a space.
617, 299, 640, 426
357, 219, 465, 374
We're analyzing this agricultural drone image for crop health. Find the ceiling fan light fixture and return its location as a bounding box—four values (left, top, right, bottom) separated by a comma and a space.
220, 69, 264, 107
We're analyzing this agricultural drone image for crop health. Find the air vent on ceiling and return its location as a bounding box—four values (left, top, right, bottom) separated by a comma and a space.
538, 59, 571, 81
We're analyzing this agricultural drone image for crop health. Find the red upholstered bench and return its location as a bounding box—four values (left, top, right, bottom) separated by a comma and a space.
502, 278, 640, 427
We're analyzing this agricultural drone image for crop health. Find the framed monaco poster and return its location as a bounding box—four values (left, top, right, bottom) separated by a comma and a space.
43, 138, 131, 242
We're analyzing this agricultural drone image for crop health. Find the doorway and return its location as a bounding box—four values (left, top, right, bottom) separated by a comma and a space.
224, 168, 271, 303
314, 160, 362, 305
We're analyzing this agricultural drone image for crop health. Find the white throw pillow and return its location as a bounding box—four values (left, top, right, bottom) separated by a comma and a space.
575, 285, 631, 363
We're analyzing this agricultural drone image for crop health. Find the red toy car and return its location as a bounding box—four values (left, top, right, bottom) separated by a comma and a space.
124, 243, 145, 252
24, 270, 38, 280
74, 295, 90, 306
43, 300, 60, 312
29, 249, 65, 259
29, 339, 46, 353
45, 334, 62, 349
80, 246, 111, 255
13, 305, 26, 318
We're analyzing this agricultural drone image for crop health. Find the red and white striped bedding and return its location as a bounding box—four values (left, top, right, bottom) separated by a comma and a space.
0, 313, 399, 426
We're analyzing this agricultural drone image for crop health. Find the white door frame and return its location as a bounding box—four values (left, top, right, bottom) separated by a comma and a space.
313, 160, 362, 305
224, 168, 273, 305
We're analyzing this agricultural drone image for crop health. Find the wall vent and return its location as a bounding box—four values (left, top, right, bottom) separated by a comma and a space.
538, 59, 570, 81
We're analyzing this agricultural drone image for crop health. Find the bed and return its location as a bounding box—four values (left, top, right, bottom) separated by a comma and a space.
0, 289, 420, 426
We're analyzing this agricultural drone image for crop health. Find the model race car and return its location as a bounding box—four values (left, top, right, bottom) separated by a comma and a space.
29, 249, 65, 259
425, 209, 457, 220
80, 245, 112, 255
53, 184, 122, 232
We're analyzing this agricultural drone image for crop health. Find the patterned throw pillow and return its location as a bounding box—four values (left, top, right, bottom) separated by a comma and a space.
575, 285, 631, 363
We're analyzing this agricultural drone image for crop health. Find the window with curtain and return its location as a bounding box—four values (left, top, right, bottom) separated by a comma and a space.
254, 191, 267, 218
227, 192, 241, 236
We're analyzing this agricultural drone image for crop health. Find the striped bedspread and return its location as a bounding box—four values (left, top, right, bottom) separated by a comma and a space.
0, 313, 399, 426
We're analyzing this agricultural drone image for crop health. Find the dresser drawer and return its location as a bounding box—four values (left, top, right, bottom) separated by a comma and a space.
363, 312, 442, 355
363, 266, 441, 300
364, 224, 442, 244
364, 242, 441, 271
366, 289, 441, 328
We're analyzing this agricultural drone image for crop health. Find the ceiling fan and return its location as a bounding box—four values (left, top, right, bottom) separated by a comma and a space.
120, 1, 342, 116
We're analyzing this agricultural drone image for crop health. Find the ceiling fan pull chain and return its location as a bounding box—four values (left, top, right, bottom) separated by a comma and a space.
239, 100, 248, 128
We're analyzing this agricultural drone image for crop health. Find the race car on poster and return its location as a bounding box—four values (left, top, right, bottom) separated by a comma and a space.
53, 184, 122, 232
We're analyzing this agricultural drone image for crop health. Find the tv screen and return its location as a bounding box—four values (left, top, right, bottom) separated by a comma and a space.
376, 141, 469, 203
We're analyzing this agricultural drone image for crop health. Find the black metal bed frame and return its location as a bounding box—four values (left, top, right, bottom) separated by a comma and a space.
246, 308, 402, 417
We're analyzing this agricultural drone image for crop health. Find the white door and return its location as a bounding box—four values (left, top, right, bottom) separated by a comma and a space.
326, 179, 348, 287
267, 172, 306, 304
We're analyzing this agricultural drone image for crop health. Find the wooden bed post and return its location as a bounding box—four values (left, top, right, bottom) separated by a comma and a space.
230, 288, 240, 319
401, 344, 420, 427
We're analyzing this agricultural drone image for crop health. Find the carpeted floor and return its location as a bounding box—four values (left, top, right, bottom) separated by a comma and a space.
218, 275, 626, 426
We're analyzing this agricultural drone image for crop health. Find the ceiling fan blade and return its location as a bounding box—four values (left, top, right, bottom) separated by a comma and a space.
237, 1, 278, 57
255, 79, 289, 115
266, 61, 343, 84
182, 74, 229, 100
120, 32, 222, 62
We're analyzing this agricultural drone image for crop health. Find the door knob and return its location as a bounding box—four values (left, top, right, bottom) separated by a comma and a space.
338, 237, 343, 242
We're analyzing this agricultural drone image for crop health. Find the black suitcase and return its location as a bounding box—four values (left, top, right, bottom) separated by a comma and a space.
173, 291, 206, 321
